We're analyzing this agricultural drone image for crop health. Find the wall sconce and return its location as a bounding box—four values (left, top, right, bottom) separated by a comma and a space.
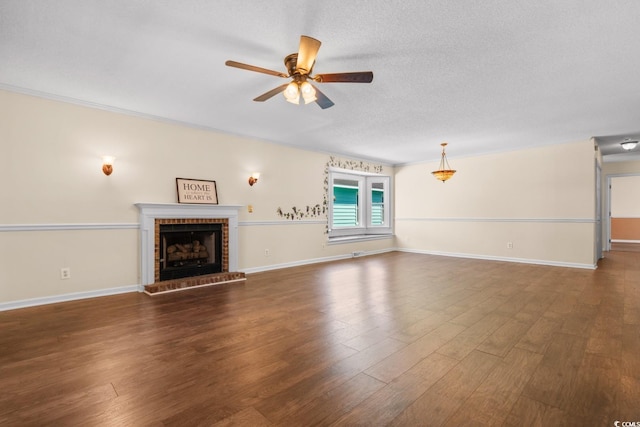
102, 156, 115, 176
248, 172, 260, 186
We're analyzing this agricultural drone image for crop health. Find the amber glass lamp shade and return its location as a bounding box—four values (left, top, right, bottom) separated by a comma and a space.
431, 143, 456, 183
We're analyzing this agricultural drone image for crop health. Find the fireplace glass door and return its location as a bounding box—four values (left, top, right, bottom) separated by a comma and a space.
159, 223, 223, 280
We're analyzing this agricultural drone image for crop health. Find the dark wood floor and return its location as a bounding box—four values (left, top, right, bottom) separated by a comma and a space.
1, 251, 639, 426
611, 242, 640, 253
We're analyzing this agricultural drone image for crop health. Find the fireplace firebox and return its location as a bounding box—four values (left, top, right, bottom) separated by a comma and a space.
159, 223, 222, 281
136, 203, 244, 295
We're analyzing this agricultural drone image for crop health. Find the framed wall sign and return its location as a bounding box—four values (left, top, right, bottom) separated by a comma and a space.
176, 178, 218, 204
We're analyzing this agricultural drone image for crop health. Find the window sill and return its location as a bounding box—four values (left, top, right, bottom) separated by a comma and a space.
327, 234, 394, 245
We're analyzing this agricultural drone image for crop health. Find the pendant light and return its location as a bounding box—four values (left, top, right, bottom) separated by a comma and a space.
431, 143, 456, 183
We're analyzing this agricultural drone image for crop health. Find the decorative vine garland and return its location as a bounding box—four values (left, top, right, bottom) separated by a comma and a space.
276, 156, 383, 224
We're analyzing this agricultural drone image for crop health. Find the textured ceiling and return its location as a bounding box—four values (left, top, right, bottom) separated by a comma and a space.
1, 1, 639, 164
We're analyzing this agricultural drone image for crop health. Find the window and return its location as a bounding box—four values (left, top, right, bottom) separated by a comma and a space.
328, 168, 392, 238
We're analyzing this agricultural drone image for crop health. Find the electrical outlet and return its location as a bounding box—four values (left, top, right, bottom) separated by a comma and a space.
60, 267, 71, 279
264, 249, 270, 257
507, 242, 513, 249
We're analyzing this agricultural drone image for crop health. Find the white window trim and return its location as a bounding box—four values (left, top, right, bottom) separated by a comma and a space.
328, 167, 393, 239
366, 175, 391, 231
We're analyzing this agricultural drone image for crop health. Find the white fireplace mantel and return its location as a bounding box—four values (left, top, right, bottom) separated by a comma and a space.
135, 203, 242, 286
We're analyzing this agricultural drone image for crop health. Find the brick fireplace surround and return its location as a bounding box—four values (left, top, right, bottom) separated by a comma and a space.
136, 203, 245, 295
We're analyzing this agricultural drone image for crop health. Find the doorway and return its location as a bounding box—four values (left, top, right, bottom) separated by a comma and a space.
605, 173, 640, 251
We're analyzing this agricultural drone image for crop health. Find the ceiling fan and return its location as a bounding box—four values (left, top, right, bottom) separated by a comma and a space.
225, 35, 373, 109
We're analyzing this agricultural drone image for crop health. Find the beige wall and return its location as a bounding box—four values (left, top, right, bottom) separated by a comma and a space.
603, 160, 640, 176
395, 141, 597, 267
0, 90, 393, 306
0, 89, 600, 307
610, 175, 640, 217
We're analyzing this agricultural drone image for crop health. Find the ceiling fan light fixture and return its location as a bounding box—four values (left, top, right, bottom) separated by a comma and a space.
283, 82, 300, 104
300, 81, 317, 104
302, 94, 316, 104
621, 139, 638, 151
226, 35, 374, 109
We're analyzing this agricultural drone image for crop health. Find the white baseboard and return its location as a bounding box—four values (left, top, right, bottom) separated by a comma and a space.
241, 248, 394, 274
611, 239, 640, 244
396, 248, 597, 270
0, 285, 141, 312
1, 246, 597, 311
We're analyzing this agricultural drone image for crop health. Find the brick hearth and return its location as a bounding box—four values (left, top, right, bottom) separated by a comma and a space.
143, 216, 245, 295
143, 271, 246, 295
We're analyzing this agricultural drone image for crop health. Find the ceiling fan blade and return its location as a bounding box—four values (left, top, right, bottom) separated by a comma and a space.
297, 35, 321, 74
312, 85, 334, 109
253, 83, 289, 102
314, 71, 374, 83
225, 60, 288, 78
